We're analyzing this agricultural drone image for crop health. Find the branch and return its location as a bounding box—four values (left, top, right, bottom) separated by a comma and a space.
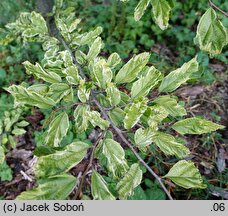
92, 97, 173, 200
56, 33, 173, 200
74, 131, 105, 199
208, 0, 228, 17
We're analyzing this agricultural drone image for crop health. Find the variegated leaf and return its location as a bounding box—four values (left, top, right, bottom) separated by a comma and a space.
117, 163, 142, 199
115, 52, 150, 84
45, 112, 69, 147
159, 57, 199, 92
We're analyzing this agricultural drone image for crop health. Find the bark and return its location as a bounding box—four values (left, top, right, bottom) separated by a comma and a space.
37, 0, 54, 16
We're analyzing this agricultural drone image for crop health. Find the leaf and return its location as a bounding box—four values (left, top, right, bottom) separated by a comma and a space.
107, 52, 121, 69
23, 61, 62, 83
16, 120, 29, 127
108, 107, 125, 127
59, 50, 73, 67
124, 97, 148, 129
91, 171, 115, 200
134, 128, 155, 149
8, 135, 17, 149
74, 105, 90, 133
63, 87, 74, 103
87, 111, 109, 130
102, 139, 128, 178
128, 186, 147, 200
72, 26, 103, 46
159, 57, 199, 92
150, 0, 174, 30
172, 117, 225, 135
131, 66, 163, 99
34, 141, 89, 178
153, 95, 186, 117
12, 128, 27, 136
115, 52, 150, 84
45, 112, 69, 147
16, 174, 76, 200
0, 161, 13, 181
91, 59, 113, 89
147, 105, 168, 129
55, 18, 71, 42
194, 8, 228, 56
63, 65, 80, 85
6, 85, 56, 109
164, 160, 206, 189
106, 83, 121, 106
87, 37, 103, 61
117, 163, 142, 199
27, 84, 49, 95
134, 0, 150, 21
0, 146, 5, 165
77, 79, 91, 103
153, 132, 190, 158
145, 188, 166, 200
47, 83, 71, 103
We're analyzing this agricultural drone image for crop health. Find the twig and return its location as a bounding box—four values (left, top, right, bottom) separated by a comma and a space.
20, 170, 33, 182
55, 34, 173, 200
74, 131, 105, 199
208, 0, 228, 17
92, 98, 173, 200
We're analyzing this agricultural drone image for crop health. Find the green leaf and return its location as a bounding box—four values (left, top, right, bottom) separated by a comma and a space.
194, 8, 228, 56
145, 188, 166, 200
164, 160, 206, 189
27, 84, 49, 95
106, 83, 121, 106
172, 117, 225, 135
16, 174, 76, 200
0, 146, 5, 165
134, 128, 155, 149
134, 0, 150, 21
72, 26, 103, 46
47, 83, 71, 103
91, 59, 113, 89
115, 52, 150, 84
45, 112, 69, 147
124, 97, 148, 129
23, 61, 62, 83
34, 141, 89, 178
150, 0, 174, 30
117, 163, 142, 199
0, 161, 13, 181
153, 95, 186, 117
0, 120, 3, 135
159, 57, 199, 92
87, 37, 103, 61
12, 128, 27, 136
74, 105, 90, 133
63, 87, 74, 103
107, 52, 121, 69
55, 18, 71, 42
16, 121, 30, 127
8, 135, 17, 149
63, 65, 80, 85
91, 171, 115, 200
6, 85, 56, 109
131, 66, 163, 99
77, 79, 91, 103
87, 111, 109, 130
147, 105, 168, 129
153, 132, 190, 158
102, 138, 128, 178
108, 107, 125, 127
59, 50, 73, 67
